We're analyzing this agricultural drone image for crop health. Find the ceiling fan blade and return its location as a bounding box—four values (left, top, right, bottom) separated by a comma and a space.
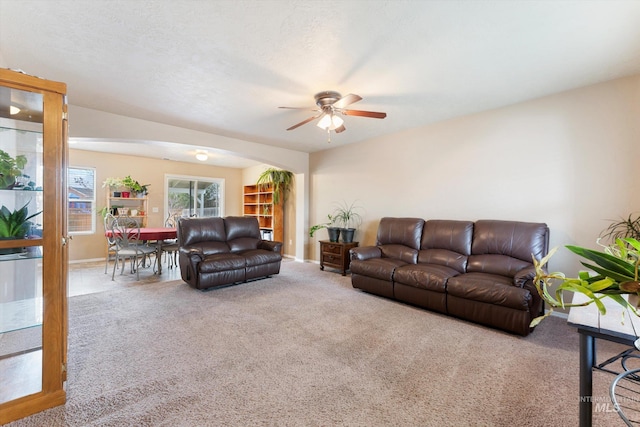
333, 93, 362, 109
335, 124, 346, 133
286, 114, 321, 131
278, 106, 318, 111
342, 109, 387, 119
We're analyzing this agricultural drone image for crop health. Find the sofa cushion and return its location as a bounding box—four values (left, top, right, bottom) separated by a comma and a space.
466, 254, 532, 278
199, 253, 246, 273
376, 217, 424, 249
447, 272, 532, 311
190, 241, 232, 256
418, 249, 468, 273
178, 217, 226, 247
225, 216, 261, 252
421, 220, 473, 256
394, 264, 460, 293
241, 249, 282, 267
350, 258, 408, 281
471, 220, 549, 262
379, 244, 418, 264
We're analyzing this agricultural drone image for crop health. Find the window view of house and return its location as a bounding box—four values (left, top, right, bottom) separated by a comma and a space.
166, 175, 224, 220
68, 166, 95, 234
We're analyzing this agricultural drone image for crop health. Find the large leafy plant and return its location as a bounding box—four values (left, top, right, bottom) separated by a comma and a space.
256, 168, 294, 205
531, 238, 640, 327
332, 200, 363, 230
0, 149, 27, 189
0, 203, 41, 238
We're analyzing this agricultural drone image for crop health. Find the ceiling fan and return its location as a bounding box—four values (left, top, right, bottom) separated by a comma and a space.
279, 91, 386, 138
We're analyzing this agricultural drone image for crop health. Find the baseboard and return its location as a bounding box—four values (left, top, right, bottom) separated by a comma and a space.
70, 258, 105, 264
549, 309, 568, 319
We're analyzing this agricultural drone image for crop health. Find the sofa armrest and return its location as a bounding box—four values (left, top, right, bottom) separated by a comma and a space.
259, 240, 283, 254
179, 247, 205, 262
350, 246, 382, 261
513, 266, 537, 288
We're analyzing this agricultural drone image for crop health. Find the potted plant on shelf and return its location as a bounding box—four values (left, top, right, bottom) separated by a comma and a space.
0, 149, 27, 189
332, 201, 363, 243
102, 177, 123, 196
121, 175, 150, 198
0, 202, 41, 254
309, 214, 340, 242
256, 168, 294, 205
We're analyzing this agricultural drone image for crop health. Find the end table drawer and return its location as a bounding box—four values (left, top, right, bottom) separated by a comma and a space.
322, 243, 343, 255
322, 253, 341, 264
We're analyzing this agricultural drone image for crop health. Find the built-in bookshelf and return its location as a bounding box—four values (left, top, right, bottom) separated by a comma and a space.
243, 184, 283, 242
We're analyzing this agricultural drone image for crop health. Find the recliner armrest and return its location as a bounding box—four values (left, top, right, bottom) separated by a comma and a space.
259, 240, 283, 254
350, 246, 382, 261
513, 266, 537, 288
180, 247, 205, 262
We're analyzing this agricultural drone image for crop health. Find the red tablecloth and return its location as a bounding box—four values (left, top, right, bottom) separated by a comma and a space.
105, 227, 177, 240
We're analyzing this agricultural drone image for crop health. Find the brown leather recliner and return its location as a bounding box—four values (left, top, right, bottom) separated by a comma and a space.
350, 217, 549, 336
178, 216, 282, 290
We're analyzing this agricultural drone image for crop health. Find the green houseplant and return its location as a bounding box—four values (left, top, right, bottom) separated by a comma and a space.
599, 213, 640, 242
0, 149, 27, 189
531, 238, 640, 327
121, 175, 150, 196
332, 201, 363, 243
0, 202, 41, 239
309, 214, 340, 242
256, 168, 294, 205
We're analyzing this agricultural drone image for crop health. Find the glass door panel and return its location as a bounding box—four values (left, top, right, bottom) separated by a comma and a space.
0, 85, 44, 404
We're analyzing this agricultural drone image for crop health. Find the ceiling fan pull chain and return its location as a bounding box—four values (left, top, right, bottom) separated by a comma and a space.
327, 128, 331, 143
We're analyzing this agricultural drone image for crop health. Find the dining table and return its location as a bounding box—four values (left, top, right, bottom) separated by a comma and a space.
105, 227, 177, 275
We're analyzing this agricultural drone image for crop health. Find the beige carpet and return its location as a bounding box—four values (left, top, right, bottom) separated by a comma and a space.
7, 260, 632, 426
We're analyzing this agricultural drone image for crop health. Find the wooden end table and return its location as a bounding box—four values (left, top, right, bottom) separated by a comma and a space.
319, 240, 359, 276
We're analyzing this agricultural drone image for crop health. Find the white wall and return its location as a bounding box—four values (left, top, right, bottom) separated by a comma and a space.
308, 75, 640, 284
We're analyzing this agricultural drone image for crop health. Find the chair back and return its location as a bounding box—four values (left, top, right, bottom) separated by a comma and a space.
110, 216, 143, 249
104, 213, 118, 245
165, 213, 180, 228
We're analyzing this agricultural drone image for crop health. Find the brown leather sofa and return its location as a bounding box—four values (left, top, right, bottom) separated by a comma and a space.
178, 216, 282, 290
350, 218, 549, 336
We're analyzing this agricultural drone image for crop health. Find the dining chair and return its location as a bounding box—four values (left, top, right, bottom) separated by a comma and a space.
610, 367, 640, 426
103, 213, 118, 274
160, 213, 180, 269
109, 215, 157, 280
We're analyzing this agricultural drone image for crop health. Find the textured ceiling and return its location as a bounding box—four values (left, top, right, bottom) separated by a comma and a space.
1, 0, 640, 167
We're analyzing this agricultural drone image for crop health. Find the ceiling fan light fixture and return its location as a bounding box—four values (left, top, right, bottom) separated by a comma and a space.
331, 114, 344, 129
316, 113, 332, 130
316, 113, 344, 131
195, 150, 208, 161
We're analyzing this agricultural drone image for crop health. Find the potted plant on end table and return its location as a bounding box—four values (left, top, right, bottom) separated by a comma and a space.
333, 201, 363, 243
309, 214, 340, 242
